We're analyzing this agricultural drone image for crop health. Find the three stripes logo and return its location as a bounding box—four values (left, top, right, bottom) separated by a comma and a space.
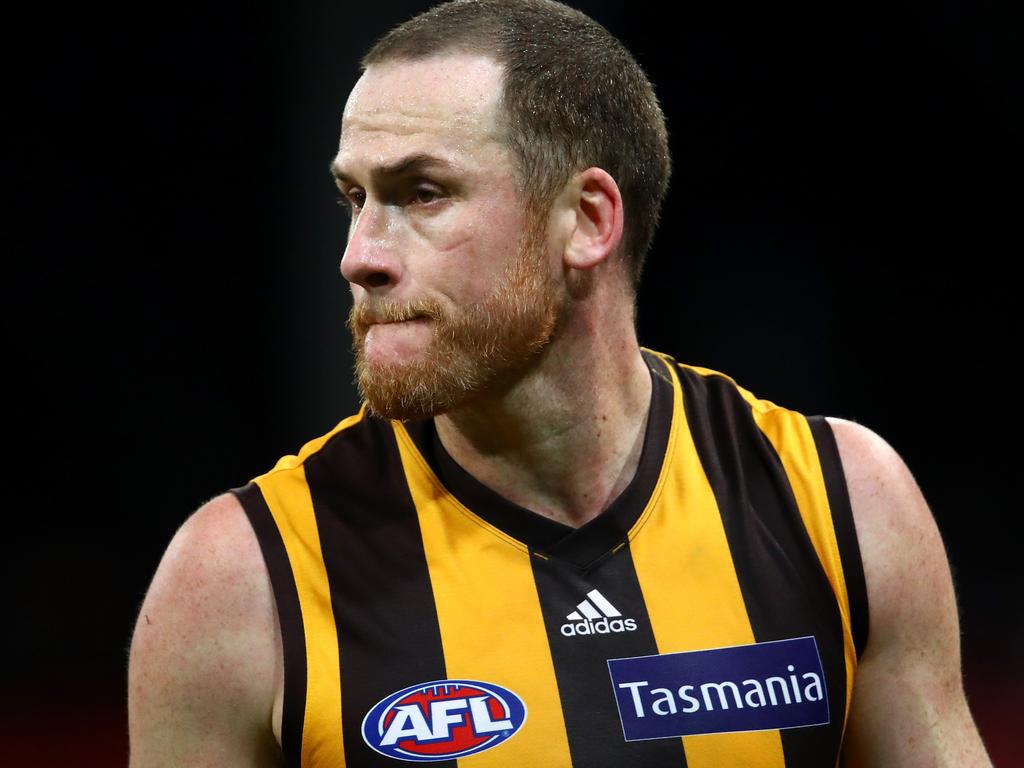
560, 589, 638, 637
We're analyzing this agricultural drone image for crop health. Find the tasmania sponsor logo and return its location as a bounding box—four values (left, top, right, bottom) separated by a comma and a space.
607, 636, 830, 740
561, 589, 638, 637
361, 679, 527, 762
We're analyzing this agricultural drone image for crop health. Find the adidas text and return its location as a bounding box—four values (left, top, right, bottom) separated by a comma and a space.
561, 617, 638, 636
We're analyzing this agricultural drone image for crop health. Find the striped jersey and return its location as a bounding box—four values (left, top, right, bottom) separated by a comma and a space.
234, 348, 868, 767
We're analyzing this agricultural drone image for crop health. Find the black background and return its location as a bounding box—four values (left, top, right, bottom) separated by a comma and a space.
8, 1, 1020, 765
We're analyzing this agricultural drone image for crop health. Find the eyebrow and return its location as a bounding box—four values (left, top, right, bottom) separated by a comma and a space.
328, 153, 463, 185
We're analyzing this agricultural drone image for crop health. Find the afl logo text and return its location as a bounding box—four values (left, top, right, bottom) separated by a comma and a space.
361, 679, 527, 762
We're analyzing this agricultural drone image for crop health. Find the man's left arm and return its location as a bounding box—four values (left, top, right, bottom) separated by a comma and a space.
826, 417, 992, 767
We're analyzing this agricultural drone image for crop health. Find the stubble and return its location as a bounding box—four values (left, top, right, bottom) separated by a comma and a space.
347, 220, 563, 421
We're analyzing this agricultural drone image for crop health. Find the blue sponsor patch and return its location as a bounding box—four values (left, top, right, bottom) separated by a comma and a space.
607, 636, 829, 741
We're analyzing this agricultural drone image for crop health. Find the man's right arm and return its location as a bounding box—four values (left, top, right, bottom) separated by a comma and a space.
128, 493, 282, 767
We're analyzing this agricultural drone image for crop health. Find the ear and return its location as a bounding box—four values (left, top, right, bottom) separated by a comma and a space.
561, 167, 625, 272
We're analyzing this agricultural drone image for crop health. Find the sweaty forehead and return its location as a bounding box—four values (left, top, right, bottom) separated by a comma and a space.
338, 54, 508, 165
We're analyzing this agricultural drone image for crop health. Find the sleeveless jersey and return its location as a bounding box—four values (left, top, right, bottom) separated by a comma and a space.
234, 348, 868, 768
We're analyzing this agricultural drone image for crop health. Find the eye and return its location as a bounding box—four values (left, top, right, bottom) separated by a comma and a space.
413, 185, 443, 205
336, 187, 365, 212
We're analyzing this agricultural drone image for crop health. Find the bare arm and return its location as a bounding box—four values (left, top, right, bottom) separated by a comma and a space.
128, 493, 282, 768
827, 417, 992, 767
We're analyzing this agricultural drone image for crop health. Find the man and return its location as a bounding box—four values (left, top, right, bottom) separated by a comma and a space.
128, 1, 992, 766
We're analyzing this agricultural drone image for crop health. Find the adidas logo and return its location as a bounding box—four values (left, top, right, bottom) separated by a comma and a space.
560, 589, 638, 637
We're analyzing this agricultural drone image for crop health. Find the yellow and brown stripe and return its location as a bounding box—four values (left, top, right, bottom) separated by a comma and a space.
629, 355, 865, 766
232, 348, 867, 767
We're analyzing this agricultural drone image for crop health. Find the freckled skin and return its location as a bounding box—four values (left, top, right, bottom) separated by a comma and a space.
826, 417, 993, 767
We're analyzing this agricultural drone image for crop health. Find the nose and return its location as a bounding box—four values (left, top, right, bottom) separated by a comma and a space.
340, 201, 401, 290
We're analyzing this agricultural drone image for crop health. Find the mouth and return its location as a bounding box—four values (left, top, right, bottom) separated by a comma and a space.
375, 315, 430, 325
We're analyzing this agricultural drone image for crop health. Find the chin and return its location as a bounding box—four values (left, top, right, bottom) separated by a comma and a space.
354, 352, 467, 422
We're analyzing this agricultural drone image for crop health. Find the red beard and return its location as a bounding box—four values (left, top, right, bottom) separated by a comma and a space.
347, 222, 563, 421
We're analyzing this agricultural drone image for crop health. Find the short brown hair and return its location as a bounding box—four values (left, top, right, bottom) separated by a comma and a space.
362, 0, 672, 289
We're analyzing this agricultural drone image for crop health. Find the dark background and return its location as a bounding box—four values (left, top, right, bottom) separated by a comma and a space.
8, 1, 1020, 765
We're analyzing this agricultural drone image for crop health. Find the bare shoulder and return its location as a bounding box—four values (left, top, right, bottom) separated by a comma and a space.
128, 492, 282, 768
824, 417, 945, 615
823, 417, 968, 653
824, 417, 992, 767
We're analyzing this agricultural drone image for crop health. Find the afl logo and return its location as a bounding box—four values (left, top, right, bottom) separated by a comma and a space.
361, 679, 527, 762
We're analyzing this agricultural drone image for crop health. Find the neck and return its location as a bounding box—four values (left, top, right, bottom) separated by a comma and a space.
433, 302, 652, 528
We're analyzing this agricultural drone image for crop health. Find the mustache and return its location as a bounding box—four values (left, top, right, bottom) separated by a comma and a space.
347, 298, 444, 331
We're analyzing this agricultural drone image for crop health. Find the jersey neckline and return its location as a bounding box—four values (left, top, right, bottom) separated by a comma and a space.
401, 349, 676, 569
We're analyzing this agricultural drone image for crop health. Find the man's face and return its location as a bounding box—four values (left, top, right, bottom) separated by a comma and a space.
333, 54, 564, 420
